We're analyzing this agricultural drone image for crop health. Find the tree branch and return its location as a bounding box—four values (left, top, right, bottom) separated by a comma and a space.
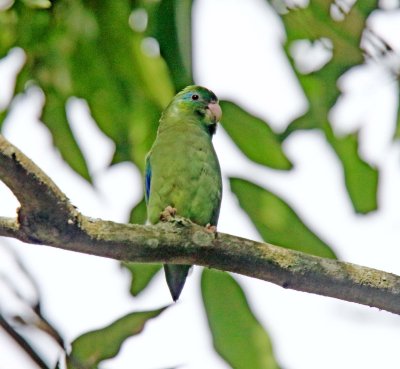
1, 134, 400, 314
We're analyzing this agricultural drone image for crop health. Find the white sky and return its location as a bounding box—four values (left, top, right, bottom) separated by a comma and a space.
1, 0, 400, 368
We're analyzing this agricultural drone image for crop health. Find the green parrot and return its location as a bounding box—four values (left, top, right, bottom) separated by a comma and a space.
145, 85, 222, 301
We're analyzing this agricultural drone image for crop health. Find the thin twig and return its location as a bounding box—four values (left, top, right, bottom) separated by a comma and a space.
0, 314, 51, 369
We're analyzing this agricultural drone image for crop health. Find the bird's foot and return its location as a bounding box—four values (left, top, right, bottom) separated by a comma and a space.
205, 224, 217, 233
160, 206, 177, 222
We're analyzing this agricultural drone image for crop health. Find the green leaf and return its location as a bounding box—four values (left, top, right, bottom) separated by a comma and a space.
129, 197, 147, 225
131, 33, 175, 109
201, 269, 280, 369
42, 90, 91, 182
327, 129, 379, 214
220, 101, 292, 170
0, 109, 8, 130
127, 96, 161, 172
151, 0, 193, 90
68, 307, 168, 369
230, 177, 336, 258
123, 262, 162, 297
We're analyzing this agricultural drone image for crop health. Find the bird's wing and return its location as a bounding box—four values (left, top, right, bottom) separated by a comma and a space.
145, 155, 152, 204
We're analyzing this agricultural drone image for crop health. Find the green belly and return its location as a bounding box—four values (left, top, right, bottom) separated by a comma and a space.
147, 125, 222, 226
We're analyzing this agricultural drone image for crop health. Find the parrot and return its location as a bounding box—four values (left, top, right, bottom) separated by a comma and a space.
145, 85, 223, 301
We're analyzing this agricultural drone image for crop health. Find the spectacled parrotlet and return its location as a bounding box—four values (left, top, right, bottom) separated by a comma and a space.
145, 85, 222, 301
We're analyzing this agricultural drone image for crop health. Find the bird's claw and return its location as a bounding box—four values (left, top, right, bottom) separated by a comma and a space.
160, 206, 177, 222
205, 224, 217, 233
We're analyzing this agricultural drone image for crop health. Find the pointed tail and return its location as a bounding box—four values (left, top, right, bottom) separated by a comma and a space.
164, 264, 191, 301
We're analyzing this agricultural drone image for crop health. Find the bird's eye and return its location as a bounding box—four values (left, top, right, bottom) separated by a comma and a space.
191, 94, 199, 101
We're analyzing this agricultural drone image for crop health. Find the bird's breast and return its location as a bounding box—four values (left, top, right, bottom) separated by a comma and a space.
147, 126, 222, 226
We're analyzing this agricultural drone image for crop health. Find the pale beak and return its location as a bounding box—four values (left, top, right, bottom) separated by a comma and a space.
207, 101, 222, 123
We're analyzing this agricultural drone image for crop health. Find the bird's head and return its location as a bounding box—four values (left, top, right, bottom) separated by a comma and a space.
165, 85, 222, 135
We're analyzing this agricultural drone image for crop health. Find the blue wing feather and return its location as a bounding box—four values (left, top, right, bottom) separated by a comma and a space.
145, 156, 151, 204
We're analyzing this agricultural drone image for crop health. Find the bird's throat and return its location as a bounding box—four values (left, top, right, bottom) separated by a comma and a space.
207, 123, 217, 136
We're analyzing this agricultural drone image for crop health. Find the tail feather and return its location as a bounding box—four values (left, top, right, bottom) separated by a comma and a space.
164, 264, 191, 301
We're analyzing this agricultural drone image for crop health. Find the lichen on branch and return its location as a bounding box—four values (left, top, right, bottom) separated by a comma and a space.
0, 134, 400, 315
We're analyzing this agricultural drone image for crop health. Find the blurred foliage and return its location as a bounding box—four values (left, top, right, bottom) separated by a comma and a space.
221, 101, 292, 170
0, 0, 397, 368
202, 269, 281, 369
0, 244, 66, 369
129, 196, 148, 224
123, 261, 162, 296
68, 307, 168, 369
230, 177, 336, 259
279, 0, 380, 213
